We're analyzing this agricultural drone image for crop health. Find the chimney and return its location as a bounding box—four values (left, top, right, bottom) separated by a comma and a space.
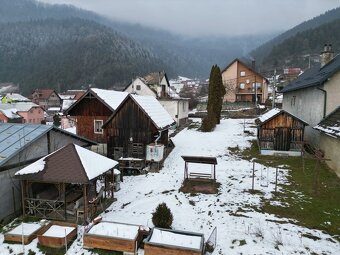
320, 44, 334, 68
251, 60, 256, 71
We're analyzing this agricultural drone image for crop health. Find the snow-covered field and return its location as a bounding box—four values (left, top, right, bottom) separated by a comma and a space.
0, 118, 339, 254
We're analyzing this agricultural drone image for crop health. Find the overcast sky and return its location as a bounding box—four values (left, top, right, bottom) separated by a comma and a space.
39, 0, 340, 37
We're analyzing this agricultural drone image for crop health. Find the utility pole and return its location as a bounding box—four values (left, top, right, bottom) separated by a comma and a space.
272, 69, 276, 109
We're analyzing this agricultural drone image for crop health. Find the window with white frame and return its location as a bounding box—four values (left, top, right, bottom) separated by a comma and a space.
94, 120, 103, 134
240, 71, 246, 77
239, 83, 245, 89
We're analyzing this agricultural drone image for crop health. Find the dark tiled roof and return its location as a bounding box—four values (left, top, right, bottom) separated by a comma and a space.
143, 71, 168, 86
314, 106, 340, 138
281, 54, 340, 93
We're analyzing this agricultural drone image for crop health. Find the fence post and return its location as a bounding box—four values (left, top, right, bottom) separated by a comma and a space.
275, 167, 278, 192
252, 161, 255, 191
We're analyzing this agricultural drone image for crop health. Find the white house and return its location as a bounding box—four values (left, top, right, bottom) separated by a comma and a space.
124, 71, 189, 126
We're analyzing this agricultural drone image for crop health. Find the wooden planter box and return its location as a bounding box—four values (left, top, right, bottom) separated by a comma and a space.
83, 221, 147, 253
38, 221, 77, 248
4, 222, 48, 244
144, 228, 204, 255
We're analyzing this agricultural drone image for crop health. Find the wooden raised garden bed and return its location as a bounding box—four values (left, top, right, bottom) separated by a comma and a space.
4, 222, 48, 244
144, 228, 204, 255
83, 221, 148, 253
37, 221, 77, 248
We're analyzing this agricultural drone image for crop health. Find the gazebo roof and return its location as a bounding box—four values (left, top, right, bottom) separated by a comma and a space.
15, 143, 118, 184
181, 156, 217, 165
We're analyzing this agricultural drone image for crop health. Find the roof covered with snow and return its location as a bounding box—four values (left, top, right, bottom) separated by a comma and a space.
91, 88, 129, 111
0, 108, 22, 119
4, 93, 30, 102
257, 108, 281, 123
0, 102, 42, 112
15, 143, 118, 183
314, 106, 340, 139
65, 88, 129, 115
131, 94, 175, 129
256, 108, 308, 126
0, 124, 95, 167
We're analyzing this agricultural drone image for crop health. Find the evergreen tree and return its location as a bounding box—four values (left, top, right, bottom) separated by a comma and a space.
201, 65, 225, 131
214, 65, 225, 124
152, 202, 173, 229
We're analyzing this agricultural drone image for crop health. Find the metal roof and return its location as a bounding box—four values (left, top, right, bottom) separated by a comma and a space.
0, 123, 96, 168
0, 124, 52, 167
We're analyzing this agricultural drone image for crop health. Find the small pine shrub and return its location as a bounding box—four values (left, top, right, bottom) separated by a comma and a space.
152, 202, 173, 229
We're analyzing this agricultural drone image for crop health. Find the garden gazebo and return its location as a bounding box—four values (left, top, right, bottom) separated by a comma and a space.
15, 143, 118, 223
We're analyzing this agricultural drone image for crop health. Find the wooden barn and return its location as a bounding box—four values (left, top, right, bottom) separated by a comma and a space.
65, 88, 128, 145
255, 108, 308, 156
103, 94, 175, 160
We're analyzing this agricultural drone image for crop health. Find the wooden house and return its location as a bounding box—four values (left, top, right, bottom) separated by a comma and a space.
65, 88, 128, 146
221, 58, 269, 104
0, 123, 95, 222
15, 143, 118, 223
255, 108, 308, 156
103, 94, 175, 160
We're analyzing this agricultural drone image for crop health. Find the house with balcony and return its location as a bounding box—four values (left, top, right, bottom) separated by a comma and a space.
221, 59, 269, 104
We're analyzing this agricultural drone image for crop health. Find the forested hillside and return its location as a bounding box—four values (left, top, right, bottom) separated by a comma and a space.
262, 19, 340, 70
251, 7, 340, 68
0, 0, 273, 91
0, 19, 169, 95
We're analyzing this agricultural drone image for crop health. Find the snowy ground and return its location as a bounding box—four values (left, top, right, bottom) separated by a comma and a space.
1, 118, 339, 254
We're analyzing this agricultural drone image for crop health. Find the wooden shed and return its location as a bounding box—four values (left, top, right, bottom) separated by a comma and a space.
103, 94, 175, 160
144, 228, 205, 255
255, 108, 308, 156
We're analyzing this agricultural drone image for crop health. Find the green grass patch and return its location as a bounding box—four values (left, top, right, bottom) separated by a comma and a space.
230, 140, 340, 240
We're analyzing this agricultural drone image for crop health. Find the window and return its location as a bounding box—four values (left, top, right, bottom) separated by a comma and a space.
239, 83, 245, 89
94, 120, 103, 134
136, 85, 141, 90
240, 71, 246, 77
291, 96, 296, 106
